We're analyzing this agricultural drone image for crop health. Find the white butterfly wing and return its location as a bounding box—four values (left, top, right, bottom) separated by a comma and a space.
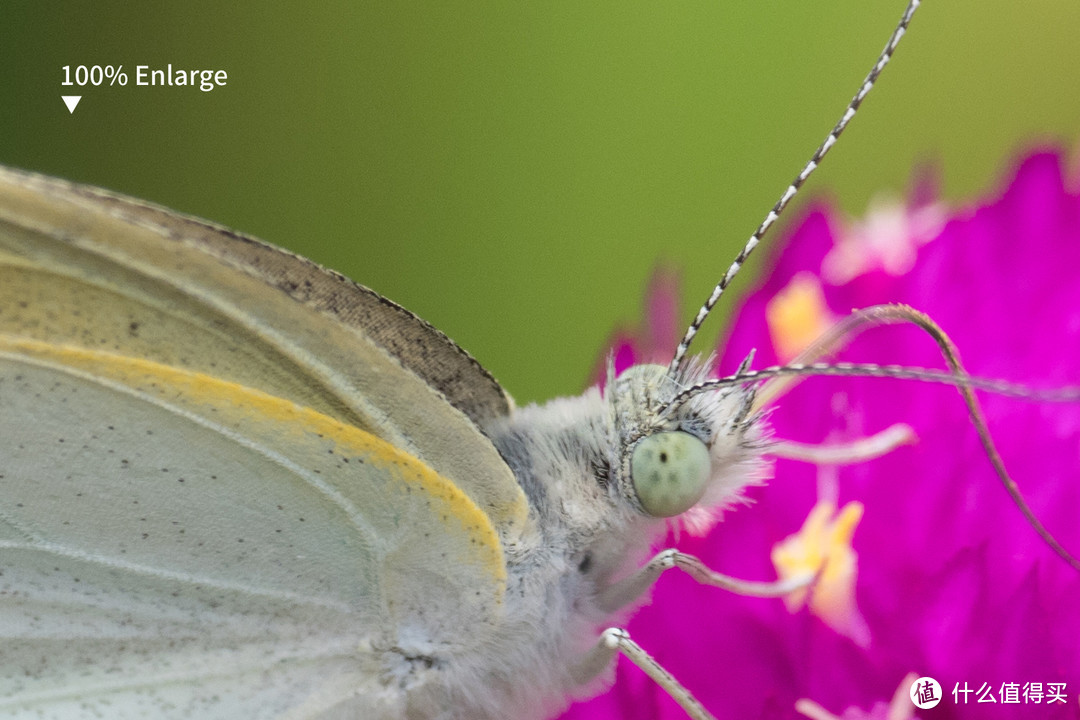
0, 167, 525, 717
0, 166, 528, 533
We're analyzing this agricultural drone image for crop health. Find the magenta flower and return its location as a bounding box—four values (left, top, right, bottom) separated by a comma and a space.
561, 149, 1080, 719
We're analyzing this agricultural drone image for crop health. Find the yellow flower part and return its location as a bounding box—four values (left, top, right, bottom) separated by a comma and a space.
772, 500, 870, 647
765, 272, 835, 362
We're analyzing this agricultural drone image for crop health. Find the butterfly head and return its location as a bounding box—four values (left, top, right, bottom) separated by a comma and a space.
609, 361, 771, 530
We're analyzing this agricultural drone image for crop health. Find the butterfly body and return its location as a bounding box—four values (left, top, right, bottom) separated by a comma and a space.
477, 363, 767, 715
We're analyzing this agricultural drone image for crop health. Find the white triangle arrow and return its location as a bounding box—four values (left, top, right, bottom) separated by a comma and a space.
62, 96, 82, 114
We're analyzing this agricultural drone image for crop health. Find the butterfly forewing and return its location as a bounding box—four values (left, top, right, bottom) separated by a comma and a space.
0, 165, 527, 534
0, 165, 529, 717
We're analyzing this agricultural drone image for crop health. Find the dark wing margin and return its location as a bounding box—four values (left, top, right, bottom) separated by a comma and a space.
34, 168, 514, 426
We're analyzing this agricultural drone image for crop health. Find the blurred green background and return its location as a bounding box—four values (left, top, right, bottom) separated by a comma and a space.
2, 1, 1077, 404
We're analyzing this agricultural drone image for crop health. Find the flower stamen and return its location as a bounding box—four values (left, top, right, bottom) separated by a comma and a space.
766, 272, 836, 362
772, 500, 870, 646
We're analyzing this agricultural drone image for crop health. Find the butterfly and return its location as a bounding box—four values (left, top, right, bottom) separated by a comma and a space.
2, 1, 1078, 718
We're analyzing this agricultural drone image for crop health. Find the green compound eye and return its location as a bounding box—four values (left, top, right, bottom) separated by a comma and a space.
630, 431, 711, 517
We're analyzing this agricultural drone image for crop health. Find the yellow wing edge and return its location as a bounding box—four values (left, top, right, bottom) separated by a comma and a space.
0, 335, 508, 603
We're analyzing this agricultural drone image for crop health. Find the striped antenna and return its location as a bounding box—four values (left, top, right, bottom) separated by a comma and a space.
667, 0, 922, 378
660, 360, 1080, 573
661, 302, 1080, 573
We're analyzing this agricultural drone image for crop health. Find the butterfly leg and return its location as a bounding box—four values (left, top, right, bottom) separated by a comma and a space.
576, 556, 819, 718
570, 627, 716, 720
769, 422, 915, 465
595, 548, 815, 613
